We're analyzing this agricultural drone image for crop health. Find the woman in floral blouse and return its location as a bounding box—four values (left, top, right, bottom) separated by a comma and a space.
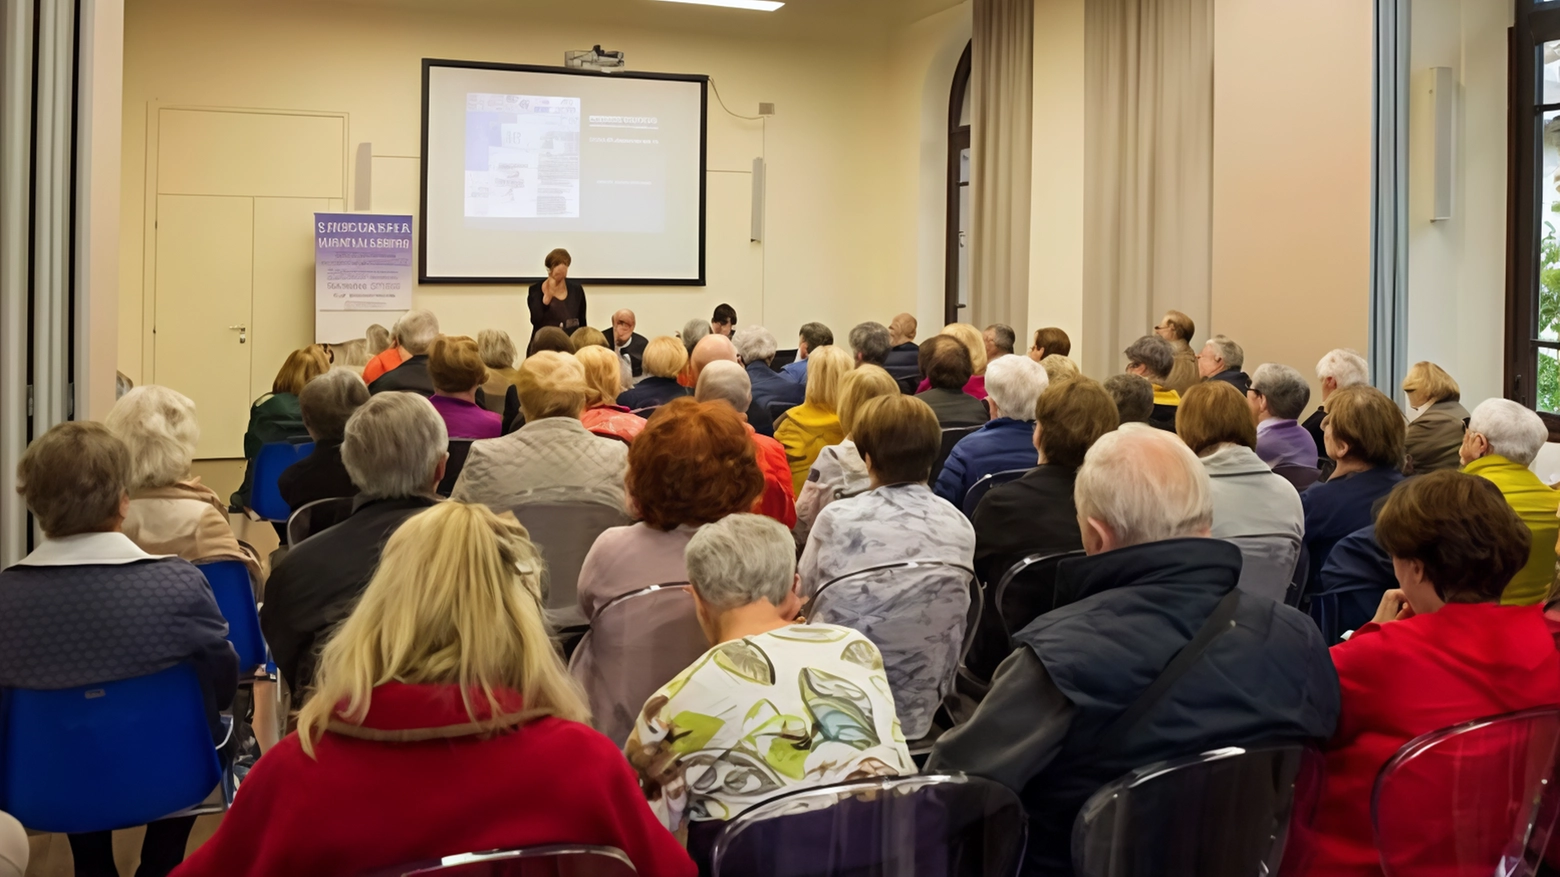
626, 514, 914, 863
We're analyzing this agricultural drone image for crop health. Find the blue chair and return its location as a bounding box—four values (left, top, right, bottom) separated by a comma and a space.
0, 663, 224, 833
962, 467, 1030, 516
249, 440, 315, 521
197, 560, 267, 674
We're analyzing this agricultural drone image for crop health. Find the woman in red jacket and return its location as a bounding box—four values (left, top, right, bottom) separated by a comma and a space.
1302, 471, 1560, 876
174, 502, 695, 877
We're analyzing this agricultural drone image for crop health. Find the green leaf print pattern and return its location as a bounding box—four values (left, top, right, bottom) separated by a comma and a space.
800, 668, 881, 750
712, 639, 776, 685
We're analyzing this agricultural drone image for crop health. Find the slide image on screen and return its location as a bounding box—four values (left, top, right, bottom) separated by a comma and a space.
465, 93, 581, 219
423, 60, 706, 285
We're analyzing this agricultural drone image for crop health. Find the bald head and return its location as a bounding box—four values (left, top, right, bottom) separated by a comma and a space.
690, 334, 739, 380
1074, 424, 1212, 554
695, 360, 752, 415
611, 309, 637, 346
889, 313, 918, 346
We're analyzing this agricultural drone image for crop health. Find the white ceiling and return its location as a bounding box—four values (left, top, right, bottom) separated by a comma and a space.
313, 0, 968, 39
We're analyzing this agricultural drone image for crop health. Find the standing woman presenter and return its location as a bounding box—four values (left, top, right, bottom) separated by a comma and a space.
528, 248, 587, 335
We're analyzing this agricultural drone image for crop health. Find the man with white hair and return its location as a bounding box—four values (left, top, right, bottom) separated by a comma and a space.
1197, 334, 1249, 395
1460, 399, 1558, 606
367, 308, 441, 396
261, 392, 449, 692
734, 325, 804, 422
1303, 348, 1370, 466
693, 334, 774, 436
933, 355, 1048, 513
929, 425, 1339, 875
603, 308, 647, 379
696, 361, 797, 527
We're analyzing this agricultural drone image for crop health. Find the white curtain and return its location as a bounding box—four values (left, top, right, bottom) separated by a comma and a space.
971, 0, 1034, 331
1082, 0, 1214, 379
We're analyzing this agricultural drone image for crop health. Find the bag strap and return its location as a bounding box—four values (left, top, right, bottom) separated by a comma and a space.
1093, 588, 1243, 756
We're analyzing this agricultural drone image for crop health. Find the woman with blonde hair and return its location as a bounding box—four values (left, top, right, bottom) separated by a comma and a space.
576, 345, 646, 443
618, 336, 694, 411
915, 323, 991, 400
176, 502, 694, 877
1401, 360, 1468, 474
232, 345, 330, 511
476, 329, 521, 415
793, 365, 901, 547
774, 345, 853, 494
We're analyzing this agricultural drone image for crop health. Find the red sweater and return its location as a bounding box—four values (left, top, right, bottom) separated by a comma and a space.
749, 426, 798, 529
1299, 603, 1560, 877
173, 683, 695, 877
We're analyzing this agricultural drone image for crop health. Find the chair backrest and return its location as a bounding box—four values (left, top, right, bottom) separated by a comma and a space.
771, 348, 799, 370
767, 400, 792, 423
931, 427, 981, 484
196, 560, 267, 673
438, 439, 476, 498
1221, 532, 1303, 604
285, 496, 356, 547
1272, 464, 1321, 492
630, 406, 659, 419
994, 550, 1087, 638
1072, 744, 1323, 877
569, 583, 706, 746
0, 663, 221, 833
962, 467, 1030, 517
1373, 707, 1560, 877
250, 440, 315, 521
811, 561, 977, 741
708, 773, 1027, 877
894, 374, 920, 395
371, 845, 638, 876
510, 499, 633, 630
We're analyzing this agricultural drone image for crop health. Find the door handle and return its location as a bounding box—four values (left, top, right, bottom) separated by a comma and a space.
229, 325, 247, 344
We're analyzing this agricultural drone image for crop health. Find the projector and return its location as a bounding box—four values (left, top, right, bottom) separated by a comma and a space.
566, 46, 626, 73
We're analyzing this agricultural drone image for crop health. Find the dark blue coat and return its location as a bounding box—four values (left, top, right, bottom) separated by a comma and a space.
1300, 466, 1403, 598
1011, 539, 1340, 874
747, 361, 805, 419
932, 418, 1037, 512
1310, 524, 1394, 644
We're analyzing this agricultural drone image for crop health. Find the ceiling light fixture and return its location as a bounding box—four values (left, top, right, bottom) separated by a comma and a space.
651, 0, 786, 11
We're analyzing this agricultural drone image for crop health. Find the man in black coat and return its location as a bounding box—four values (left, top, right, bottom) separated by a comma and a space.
606, 309, 649, 379
1197, 334, 1251, 396
261, 393, 446, 694
930, 426, 1340, 876
367, 309, 440, 397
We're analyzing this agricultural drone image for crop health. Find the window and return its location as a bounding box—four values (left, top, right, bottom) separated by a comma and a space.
946, 43, 972, 325
1507, 3, 1560, 416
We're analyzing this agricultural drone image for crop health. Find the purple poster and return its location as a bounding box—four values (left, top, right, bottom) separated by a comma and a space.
314, 213, 414, 311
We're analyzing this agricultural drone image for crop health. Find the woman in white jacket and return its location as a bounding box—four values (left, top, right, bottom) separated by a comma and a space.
1177, 380, 1305, 604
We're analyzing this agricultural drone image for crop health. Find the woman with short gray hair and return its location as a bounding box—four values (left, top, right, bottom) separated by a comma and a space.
278, 369, 370, 523
626, 514, 912, 862
1249, 363, 1319, 473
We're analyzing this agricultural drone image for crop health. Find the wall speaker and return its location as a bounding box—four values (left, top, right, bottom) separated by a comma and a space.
751, 157, 766, 243
1431, 67, 1454, 222
354, 142, 372, 211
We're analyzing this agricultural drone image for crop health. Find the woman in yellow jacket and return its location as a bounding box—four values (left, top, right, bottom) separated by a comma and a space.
1459, 398, 1560, 606
775, 345, 854, 495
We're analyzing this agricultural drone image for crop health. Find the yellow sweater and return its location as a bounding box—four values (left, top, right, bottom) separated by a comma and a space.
1153, 385, 1181, 408
1464, 454, 1560, 606
774, 402, 845, 496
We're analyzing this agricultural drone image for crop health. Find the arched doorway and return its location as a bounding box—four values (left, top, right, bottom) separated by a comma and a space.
945, 42, 972, 325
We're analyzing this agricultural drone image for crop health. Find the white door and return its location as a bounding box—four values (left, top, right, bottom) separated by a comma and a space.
153, 195, 253, 458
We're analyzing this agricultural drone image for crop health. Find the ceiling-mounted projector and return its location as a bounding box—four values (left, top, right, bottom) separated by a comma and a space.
566, 46, 626, 73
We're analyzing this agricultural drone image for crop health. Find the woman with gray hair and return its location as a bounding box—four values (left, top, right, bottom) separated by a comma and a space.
105, 385, 261, 580
1459, 398, 1557, 606
1248, 362, 1320, 473
626, 513, 912, 865
278, 368, 370, 524
476, 329, 522, 416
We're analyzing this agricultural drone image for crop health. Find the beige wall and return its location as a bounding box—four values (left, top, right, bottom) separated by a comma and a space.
1406, 0, 1512, 408
78, 0, 123, 421
1210, 0, 1374, 405
119, 0, 971, 388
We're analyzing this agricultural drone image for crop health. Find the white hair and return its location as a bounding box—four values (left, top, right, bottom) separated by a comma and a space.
1468, 399, 1549, 466
685, 514, 796, 610
300, 368, 370, 441
396, 309, 441, 355
342, 393, 448, 499
1075, 424, 1213, 548
1203, 335, 1244, 370
983, 354, 1049, 423
733, 326, 779, 365
695, 360, 753, 413
104, 385, 200, 490
1316, 348, 1369, 388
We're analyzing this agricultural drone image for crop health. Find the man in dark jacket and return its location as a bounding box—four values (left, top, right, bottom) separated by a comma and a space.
930, 425, 1340, 876
605, 309, 649, 378
916, 336, 989, 428
883, 313, 921, 383
734, 326, 805, 423
367, 308, 439, 396
278, 368, 368, 530
1197, 334, 1251, 396
262, 393, 447, 694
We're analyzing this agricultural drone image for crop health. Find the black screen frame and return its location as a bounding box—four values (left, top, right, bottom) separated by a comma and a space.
419, 58, 709, 286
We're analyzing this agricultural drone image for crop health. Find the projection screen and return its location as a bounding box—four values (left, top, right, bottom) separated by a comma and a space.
421, 59, 707, 284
